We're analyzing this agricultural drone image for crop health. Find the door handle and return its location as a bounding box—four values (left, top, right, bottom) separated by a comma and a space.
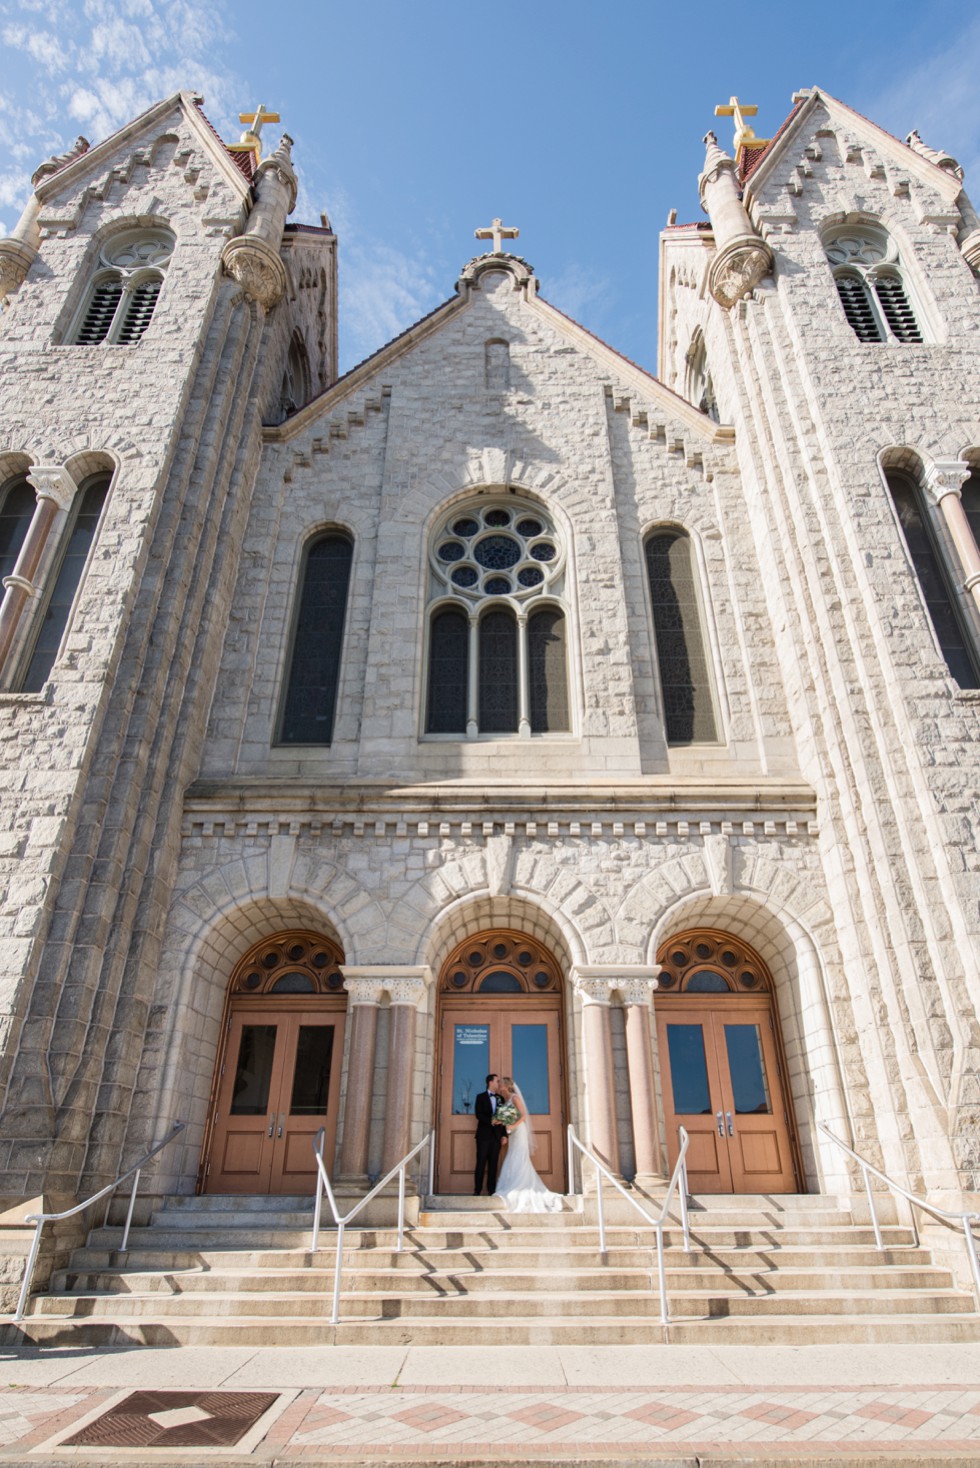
277, 1113, 284, 1138
716, 1111, 724, 1137
726, 1111, 734, 1136
267, 1115, 275, 1138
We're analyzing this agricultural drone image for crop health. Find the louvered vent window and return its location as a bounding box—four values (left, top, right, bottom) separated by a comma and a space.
426, 496, 569, 737
824, 225, 924, 344
69, 228, 174, 346
645, 529, 719, 745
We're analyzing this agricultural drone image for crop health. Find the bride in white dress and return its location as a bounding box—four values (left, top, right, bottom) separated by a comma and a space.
494, 1077, 564, 1213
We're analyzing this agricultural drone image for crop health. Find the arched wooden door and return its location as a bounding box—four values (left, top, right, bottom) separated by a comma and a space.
201, 932, 347, 1195
655, 930, 802, 1194
436, 930, 568, 1194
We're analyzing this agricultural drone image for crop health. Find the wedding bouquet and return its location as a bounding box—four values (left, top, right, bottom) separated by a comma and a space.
494, 1101, 520, 1127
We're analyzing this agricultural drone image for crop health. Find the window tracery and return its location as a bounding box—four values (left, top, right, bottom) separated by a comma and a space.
426, 496, 569, 737
69, 227, 175, 346
644, 527, 719, 745
824, 225, 923, 343
278, 532, 353, 744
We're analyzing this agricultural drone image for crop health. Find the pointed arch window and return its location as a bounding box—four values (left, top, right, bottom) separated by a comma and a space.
70, 227, 174, 346
278, 532, 353, 744
425, 497, 569, 737
824, 225, 923, 343
645, 528, 718, 744
19, 475, 110, 691
685, 332, 719, 421
886, 471, 980, 688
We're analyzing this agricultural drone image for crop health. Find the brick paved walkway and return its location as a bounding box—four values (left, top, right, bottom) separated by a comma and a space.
2, 1381, 980, 1461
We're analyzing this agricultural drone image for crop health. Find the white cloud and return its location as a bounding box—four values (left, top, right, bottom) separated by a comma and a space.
863, 15, 980, 187
340, 238, 445, 371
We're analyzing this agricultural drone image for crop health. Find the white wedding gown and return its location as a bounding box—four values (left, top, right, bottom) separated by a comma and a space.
495, 1119, 564, 1213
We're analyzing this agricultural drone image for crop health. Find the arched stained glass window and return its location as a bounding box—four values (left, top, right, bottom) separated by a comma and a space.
479, 607, 518, 733
962, 473, 980, 552
427, 605, 469, 733
528, 607, 569, 733
20, 475, 110, 692
645, 529, 718, 745
279, 533, 353, 744
886, 471, 980, 688
0, 478, 35, 583
426, 495, 570, 738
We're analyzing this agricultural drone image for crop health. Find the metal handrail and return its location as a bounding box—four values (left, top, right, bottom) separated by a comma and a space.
817, 1120, 980, 1311
567, 1124, 691, 1326
12, 1120, 186, 1322
312, 1128, 434, 1325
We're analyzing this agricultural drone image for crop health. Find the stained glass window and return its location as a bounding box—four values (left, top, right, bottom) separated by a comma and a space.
0, 479, 35, 583
645, 530, 717, 744
21, 476, 110, 692
887, 472, 980, 688
279, 533, 353, 743
427, 606, 469, 732
528, 607, 568, 732
479, 608, 518, 732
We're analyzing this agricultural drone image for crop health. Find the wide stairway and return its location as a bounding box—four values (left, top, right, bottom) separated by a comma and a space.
7, 1191, 980, 1347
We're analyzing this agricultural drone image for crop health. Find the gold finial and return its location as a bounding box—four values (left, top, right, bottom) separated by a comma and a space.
714, 96, 769, 154
229, 103, 281, 163
475, 217, 519, 254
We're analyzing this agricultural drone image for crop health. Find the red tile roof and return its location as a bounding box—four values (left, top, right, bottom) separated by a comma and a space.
739, 101, 804, 184
195, 101, 255, 181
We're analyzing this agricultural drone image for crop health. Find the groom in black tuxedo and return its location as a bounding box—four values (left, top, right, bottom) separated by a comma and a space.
473, 1073, 503, 1195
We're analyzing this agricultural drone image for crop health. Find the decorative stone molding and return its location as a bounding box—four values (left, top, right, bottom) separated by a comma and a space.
924, 458, 971, 505
906, 130, 963, 181
339, 972, 386, 1007
707, 235, 774, 309
31, 136, 89, 186
617, 970, 661, 1007
0, 239, 38, 301
457, 253, 538, 296
571, 966, 616, 1006
221, 233, 287, 309
27, 464, 78, 512
2, 575, 37, 598
573, 965, 659, 1006
254, 134, 298, 212
960, 230, 980, 275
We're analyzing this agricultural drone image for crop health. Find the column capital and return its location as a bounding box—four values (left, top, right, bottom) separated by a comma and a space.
571, 964, 660, 1006
2, 574, 38, 597
341, 964, 432, 1008
923, 458, 971, 504
26, 464, 79, 512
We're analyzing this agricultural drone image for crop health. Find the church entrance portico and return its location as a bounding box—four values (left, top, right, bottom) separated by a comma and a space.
435, 930, 568, 1194
201, 931, 347, 1195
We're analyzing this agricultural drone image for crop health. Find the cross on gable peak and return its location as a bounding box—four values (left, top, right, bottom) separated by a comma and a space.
475, 217, 520, 254
714, 96, 769, 153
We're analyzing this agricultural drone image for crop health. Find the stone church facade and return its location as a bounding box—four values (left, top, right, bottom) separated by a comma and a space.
0, 87, 977, 1239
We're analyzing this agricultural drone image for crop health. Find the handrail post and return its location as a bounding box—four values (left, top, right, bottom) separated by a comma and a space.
427, 1130, 435, 1198
962, 1217, 980, 1313
567, 1126, 575, 1195
595, 1166, 606, 1256
396, 1164, 406, 1253
679, 1145, 691, 1253
13, 1218, 44, 1323
862, 1161, 884, 1251
655, 1222, 668, 1325
331, 1221, 345, 1326
120, 1167, 141, 1252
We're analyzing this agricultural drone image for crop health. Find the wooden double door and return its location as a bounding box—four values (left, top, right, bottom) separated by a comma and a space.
205, 1000, 346, 1194
657, 997, 797, 1193
437, 999, 566, 1193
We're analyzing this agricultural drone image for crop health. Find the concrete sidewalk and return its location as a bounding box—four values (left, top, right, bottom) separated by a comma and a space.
0, 1342, 978, 1463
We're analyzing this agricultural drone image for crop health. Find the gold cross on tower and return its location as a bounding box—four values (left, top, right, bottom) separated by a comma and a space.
714, 96, 769, 153
229, 103, 281, 162
475, 217, 519, 254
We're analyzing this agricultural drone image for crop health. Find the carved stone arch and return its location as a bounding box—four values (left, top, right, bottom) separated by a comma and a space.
417, 889, 585, 979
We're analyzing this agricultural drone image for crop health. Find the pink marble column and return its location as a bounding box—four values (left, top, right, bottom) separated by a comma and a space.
925, 460, 980, 616
337, 973, 383, 1184
574, 970, 622, 1178
380, 969, 430, 1177
0, 465, 77, 673
620, 972, 663, 1188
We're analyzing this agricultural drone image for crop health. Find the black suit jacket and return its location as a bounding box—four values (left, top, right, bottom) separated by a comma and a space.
474, 1090, 499, 1136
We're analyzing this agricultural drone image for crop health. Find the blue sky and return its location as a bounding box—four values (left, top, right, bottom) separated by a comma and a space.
1, 0, 978, 372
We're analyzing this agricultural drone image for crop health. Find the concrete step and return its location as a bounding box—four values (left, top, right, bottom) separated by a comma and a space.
8, 1312, 980, 1350
30, 1285, 973, 1322
50, 1263, 957, 1296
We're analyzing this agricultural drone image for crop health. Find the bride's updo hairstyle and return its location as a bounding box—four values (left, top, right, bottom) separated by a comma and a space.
500, 1077, 515, 1093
